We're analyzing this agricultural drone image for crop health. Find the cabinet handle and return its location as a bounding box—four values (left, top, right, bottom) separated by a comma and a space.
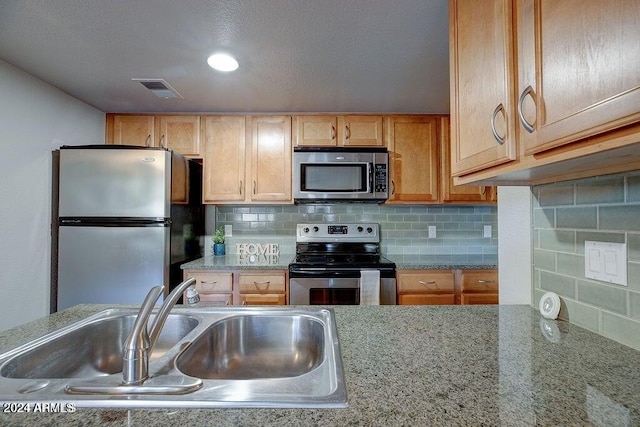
253, 280, 271, 291
239, 180, 243, 195
345, 125, 351, 140
331, 125, 336, 140
517, 85, 535, 133
201, 280, 217, 284
253, 180, 257, 195
391, 180, 395, 195
419, 280, 436, 285
159, 135, 166, 149
145, 135, 151, 147
242, 300, 247, 306
478, 280, 496, 284
490, 103, 505, 145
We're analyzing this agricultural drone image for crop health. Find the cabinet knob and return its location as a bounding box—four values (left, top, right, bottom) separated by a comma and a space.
490, 103, 506, 145
517, 85, 536, 133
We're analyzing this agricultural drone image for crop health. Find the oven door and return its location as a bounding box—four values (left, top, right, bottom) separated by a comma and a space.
289, 277, 396, 305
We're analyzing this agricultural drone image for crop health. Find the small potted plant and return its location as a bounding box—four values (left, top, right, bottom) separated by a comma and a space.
212, 226, 226, 256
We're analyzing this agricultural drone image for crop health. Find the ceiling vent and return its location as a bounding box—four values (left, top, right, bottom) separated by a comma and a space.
132, 78, 183, 99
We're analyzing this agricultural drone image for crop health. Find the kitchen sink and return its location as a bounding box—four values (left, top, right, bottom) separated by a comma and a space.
0, 307, 347, 408
0, 311, 199, 379
176, 314, 325, 379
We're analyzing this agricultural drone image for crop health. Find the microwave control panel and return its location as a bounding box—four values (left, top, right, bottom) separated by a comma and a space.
374, 164, 387, 193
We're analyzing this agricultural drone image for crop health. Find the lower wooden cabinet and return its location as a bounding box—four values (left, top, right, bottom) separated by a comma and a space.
183, 269, 287, 306
397, 270, 456, 305
459, 269, 499, 305
397, 268, 498, 305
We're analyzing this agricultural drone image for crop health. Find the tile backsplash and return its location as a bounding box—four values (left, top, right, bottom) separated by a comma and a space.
532, 171, 640, 350
207, 204, 497, 260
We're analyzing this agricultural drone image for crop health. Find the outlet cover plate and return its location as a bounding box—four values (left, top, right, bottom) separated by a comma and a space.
584, 241, 627, 286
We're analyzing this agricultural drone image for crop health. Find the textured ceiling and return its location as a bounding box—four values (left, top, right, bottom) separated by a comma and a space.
0, 0, 450, 114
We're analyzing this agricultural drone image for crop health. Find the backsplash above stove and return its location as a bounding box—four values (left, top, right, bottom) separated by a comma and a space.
208, 204, 497, 258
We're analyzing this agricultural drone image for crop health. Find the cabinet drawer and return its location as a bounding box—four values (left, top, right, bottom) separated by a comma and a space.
185, 272, 233, 293
240, 294, 286, 306
397, 271, 455, 293
461, 293, 498, 305
399, 293, 455, 305
460, 270, 498, 293
238, 273, 286, 293
199, 293, 233, 306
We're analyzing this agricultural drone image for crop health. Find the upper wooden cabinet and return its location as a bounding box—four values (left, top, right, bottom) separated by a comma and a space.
157, 116, 201, 157
295, 115, 383, 147
106, 115, 156, 147
385, 116, 439, 203
439, 117, 493, 203
106, 114, 202, 157
450, 0, 640, 186
449, 0, 517, 176
519, 0, 640, 154
249, 116, 292, 202
202, 115, 292, 204
202, 116, 247, 203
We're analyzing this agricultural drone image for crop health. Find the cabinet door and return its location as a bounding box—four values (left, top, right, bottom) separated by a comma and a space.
399, 294, 455, 305
240, 294, 286, 306
449, 0, 517, 176
296, 116, 337, 146
519, 0, 640, 154
339, 116, 384, 146
461, 293, 498, 305
250, 116, 292, 202
439, 117, 493, 203
386, 116, 439, 203
107, 115, 155, 147
459, 269, 499, 293
158, 116, 201, 157
397, 270, 455, 294
202, 116, 246, 203
237, 273, 286, 293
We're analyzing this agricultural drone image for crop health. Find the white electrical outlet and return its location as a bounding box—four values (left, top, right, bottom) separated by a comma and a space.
483, 225, 492, 238
428, 226, 436, 238
224, 225, 233, 237
584, 241, 627, 286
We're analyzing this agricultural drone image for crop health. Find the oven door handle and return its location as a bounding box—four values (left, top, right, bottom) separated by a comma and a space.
291, 267, 328, 271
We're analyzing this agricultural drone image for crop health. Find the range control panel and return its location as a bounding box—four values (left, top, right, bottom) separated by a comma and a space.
296, 223, 380, 243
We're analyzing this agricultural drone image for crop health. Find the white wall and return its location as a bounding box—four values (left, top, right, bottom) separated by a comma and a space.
497, 186, 533, 305
0, 60, 104, 331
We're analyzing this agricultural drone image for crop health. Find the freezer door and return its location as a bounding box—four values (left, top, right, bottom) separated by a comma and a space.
58, 148, 170, 218
56, 225, 168, 311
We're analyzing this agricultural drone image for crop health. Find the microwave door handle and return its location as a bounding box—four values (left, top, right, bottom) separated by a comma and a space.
368, 163, 373, 193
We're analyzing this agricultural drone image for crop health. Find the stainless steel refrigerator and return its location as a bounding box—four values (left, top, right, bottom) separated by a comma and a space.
51, 145, 203, 312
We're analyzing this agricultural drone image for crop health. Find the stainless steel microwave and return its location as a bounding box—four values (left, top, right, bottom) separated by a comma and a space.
293, 147, 389, 202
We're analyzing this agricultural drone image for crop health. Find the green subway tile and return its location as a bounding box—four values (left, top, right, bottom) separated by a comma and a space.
533, 208, 555, 229
577, 279, 627, 315
630, 292, 640, 321
601, 312, 640, 351
576, 176, 625, 204
575, 232, 626, 254
536, 184, 575, 206
557, 298, 600, 332
534, 249, 556, 271
539, 229, 575, 253
599, 205, 640, 231
629, 234, 640, 262
556, 206, 597, 229
539, 271, 576, 298
628, 174, 640, 202
557, 253, 584, 278
628, 262, 640, 292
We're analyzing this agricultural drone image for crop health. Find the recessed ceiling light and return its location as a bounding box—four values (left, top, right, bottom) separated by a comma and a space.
207, 53, 239, 72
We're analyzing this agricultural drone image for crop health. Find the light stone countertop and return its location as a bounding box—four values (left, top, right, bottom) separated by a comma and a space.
181, 254, 498, 271
1, 304, 639, 426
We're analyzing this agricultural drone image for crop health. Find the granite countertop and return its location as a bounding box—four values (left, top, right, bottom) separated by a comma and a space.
2, 304, 639, 426
182, 254, 498, 271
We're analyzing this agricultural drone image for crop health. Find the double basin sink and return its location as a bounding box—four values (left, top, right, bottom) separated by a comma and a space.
0, 307, 346, 408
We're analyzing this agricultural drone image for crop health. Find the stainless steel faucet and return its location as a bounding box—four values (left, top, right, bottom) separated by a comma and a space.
122, 278, 197, 385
